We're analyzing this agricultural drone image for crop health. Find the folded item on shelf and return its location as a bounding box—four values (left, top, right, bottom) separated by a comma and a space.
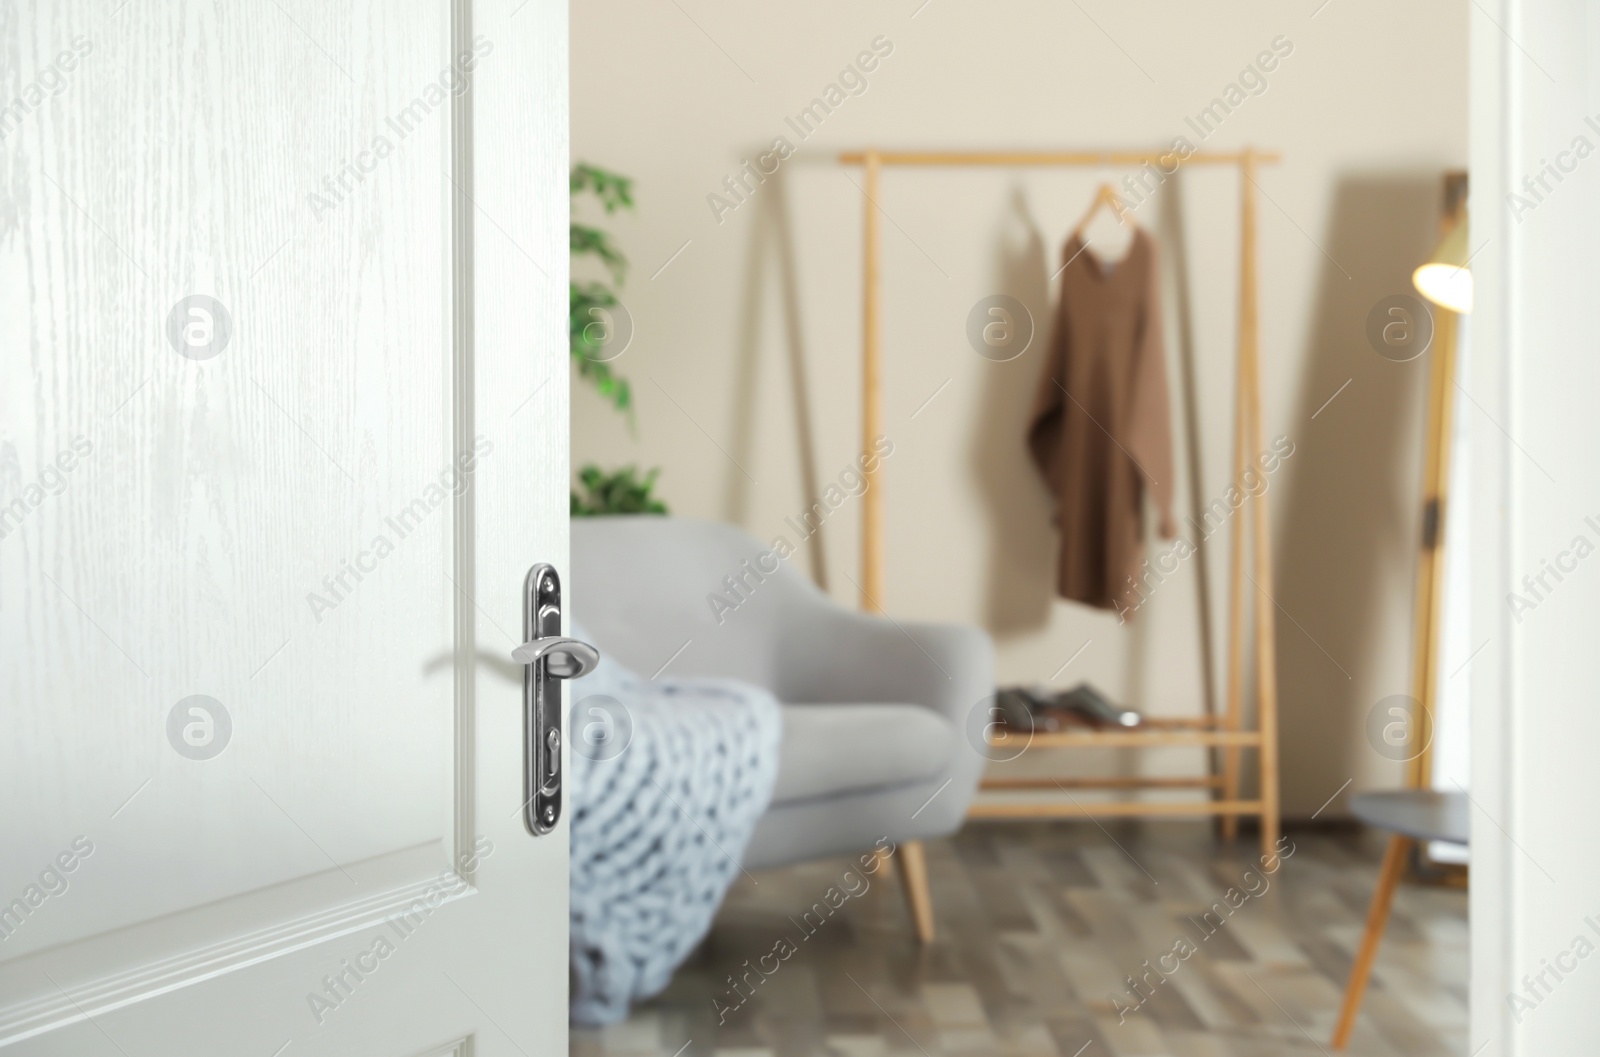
1056, 682, 1143, 729
991, 682, 1144, 730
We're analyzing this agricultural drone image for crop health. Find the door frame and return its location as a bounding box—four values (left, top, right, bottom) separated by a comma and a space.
1470, 1, 1598, 1052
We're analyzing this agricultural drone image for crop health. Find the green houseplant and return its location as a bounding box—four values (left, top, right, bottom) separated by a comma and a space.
569, 465, 667, 516
570, 163, 667, 515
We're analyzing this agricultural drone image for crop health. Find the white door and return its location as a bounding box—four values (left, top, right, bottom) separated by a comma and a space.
0, 0, 569, 1054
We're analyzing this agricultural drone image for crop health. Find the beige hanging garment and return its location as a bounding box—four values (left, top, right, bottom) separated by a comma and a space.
1027, 222, 1176, 615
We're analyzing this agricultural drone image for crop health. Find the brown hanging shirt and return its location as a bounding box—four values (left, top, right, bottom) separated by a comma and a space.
1027, 228, 1176, 616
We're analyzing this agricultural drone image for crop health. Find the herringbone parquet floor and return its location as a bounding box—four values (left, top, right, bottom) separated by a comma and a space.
572, 822, 1467, 1057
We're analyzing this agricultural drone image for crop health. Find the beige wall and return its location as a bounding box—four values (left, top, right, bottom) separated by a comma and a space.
571, 1, 1467, 816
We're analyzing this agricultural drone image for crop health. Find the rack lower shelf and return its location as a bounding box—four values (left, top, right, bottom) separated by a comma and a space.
967, 798, 1265, 819
981, 774, 1224, 790
1001, 729, 1263, 749
971, 719, 1273, 829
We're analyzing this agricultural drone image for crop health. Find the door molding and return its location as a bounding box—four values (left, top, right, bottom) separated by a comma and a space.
0, 844, 469, 1046
448, 0, 481, 885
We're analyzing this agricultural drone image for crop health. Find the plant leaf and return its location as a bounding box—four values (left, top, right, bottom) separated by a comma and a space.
570, 463, 668, 516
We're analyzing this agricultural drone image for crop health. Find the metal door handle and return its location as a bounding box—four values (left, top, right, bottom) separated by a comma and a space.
514, 564, 598, 836
511, 636, 599, 677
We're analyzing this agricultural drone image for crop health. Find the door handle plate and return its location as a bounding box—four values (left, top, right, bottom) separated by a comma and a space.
517, 564, 598, 836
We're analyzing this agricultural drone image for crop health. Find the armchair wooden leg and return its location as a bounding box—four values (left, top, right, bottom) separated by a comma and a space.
1331, 834, 1412, 1049
897, 840, 936, 944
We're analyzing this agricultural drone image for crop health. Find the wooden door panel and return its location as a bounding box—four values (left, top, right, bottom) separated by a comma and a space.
0, 0, 568, 1050
1, 0, 456, 955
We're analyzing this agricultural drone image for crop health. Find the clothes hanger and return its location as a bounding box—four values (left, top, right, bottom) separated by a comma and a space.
1072, 181, 1136, 240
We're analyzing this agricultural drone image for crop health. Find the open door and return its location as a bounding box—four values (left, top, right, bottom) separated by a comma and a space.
0, 0, 570, 1053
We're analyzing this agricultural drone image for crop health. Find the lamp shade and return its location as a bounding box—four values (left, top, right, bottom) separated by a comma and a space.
1412, 218, 1472, 314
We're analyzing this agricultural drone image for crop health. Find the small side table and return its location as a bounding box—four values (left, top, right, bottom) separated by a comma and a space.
1331, 789, 1469, 1049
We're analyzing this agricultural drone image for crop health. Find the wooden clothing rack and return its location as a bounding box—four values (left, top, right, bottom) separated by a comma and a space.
838, 147, 1284, 860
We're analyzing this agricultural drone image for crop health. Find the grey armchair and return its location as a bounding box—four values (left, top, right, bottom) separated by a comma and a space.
571, 515, 993, 942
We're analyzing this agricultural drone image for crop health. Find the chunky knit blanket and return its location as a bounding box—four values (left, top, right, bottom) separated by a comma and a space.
566, 626, 782, 1025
